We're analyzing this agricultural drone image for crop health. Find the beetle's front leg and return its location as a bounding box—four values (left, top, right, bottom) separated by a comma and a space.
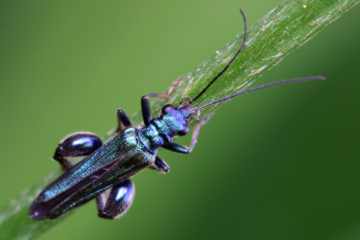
163, 117, 208, 154
116, 109, 132, 133
141, 77, 183, 126
141, 93, 166, 126
96, 179, 135, 219
53, 132, 103, 171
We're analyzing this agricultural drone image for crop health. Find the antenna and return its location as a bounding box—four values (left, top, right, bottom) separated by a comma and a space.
198, 75, 326, 110
190, 9, 248, 103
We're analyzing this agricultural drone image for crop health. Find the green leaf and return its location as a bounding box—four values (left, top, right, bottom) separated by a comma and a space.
1, 0, 359, 239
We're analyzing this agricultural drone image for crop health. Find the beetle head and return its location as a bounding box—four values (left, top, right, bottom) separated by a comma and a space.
161, 104, 195, 136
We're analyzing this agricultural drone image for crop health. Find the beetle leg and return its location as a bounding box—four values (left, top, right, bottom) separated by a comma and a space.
141, 94, 157, 126
53, 132, 103, 171
141, 78, 183, 126
54, 157, 73, 171
52, 132, 135, 220
96, 179, 135, 220
149, 156, 170, 173
166, 77, 183, 97
163, 142, 190, 154
116, 109, 132, 132
163, 116, 208, 154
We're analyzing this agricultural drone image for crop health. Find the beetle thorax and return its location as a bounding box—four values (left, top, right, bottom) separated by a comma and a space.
138, 124, 165, 152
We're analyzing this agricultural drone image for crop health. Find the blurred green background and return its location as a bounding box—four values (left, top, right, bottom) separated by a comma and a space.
0, 0, 359, 239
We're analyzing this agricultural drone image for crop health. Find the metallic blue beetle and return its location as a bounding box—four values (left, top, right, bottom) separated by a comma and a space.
29, 10, 324, 220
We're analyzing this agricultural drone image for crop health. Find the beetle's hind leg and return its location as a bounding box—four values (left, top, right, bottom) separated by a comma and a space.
96, 179, 135, 220
53, 132, 103, 171
52, 131, 135, 220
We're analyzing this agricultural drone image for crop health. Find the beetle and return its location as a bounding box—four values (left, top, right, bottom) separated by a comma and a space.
29, 10, 325, 220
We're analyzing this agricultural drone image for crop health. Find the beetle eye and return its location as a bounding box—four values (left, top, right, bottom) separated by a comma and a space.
178, 127, 189, 136
161, 104, 175, 114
